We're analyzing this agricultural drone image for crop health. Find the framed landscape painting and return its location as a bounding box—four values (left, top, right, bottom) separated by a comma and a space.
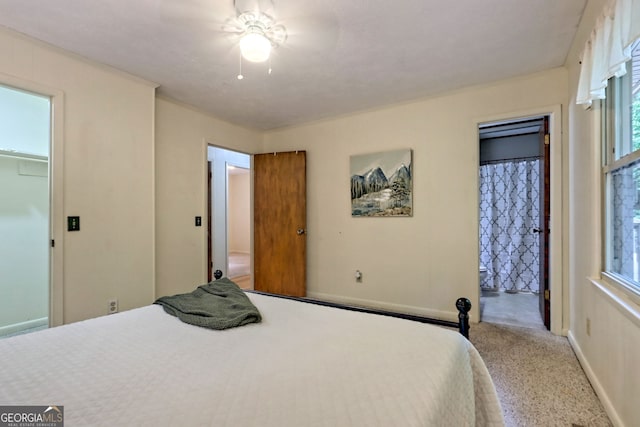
350, 148, 412, 217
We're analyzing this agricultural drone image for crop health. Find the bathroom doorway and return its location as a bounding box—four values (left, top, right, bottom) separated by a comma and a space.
478, 116, 549, 330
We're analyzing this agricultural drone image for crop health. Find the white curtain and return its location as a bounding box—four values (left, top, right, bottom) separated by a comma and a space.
577, 0, 640, 106
479, 160, 540, 293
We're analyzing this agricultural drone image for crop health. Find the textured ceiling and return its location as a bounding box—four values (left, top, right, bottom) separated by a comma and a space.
0, 0, 587, 130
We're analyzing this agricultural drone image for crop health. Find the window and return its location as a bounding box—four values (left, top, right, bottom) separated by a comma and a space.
602, 41, 640, 294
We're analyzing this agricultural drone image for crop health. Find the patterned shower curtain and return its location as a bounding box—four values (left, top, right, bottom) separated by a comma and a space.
479, 159, 540, 293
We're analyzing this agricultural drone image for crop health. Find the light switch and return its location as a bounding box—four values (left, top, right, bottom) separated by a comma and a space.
195, 216, 202, 227
68, 216, 80, 231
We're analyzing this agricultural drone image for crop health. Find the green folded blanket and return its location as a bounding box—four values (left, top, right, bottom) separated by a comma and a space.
154, 277, 261, 330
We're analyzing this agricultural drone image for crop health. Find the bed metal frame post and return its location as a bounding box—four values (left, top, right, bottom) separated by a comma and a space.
455, 297, 471, 339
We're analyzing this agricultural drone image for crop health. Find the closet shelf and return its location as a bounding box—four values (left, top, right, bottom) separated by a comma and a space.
0, 149, 48, 162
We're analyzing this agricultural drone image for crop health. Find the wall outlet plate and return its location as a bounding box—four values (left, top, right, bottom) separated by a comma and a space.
108, 299, 118, 314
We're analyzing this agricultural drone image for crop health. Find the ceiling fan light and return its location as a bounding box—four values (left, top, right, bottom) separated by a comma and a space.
240, 32, 272, 63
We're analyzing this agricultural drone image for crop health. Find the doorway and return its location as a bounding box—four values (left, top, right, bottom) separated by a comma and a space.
0, 84, 51, 337
478, 116, 549, 330
207, 146, 251, 288
227, 165, 251, 288
207, 149, 307, 296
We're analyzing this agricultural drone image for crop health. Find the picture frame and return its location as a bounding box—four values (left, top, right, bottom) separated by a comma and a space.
350, 148, 412, 217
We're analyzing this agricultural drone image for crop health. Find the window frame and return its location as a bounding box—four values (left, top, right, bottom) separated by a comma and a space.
601, 53, 640, 302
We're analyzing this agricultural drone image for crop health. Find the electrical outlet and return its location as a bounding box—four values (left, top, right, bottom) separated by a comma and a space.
108, 299, 118, 315
586, 317, 591, 336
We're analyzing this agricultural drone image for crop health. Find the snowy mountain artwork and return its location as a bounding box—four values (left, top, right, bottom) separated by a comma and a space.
350, 149, 412, 217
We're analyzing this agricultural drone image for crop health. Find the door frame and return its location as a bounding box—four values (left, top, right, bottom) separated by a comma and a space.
205, 143, 252, 283
539, 116, 551, 328
0, 72, 65, 328
474, 104, 564, 335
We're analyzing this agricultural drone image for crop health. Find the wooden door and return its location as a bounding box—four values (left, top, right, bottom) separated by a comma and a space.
538, 116, 551, 329
254, 151, 306, 296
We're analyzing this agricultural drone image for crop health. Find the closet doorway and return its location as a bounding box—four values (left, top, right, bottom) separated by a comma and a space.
0, 84, 51, 337
207, 146, 251, 289
478, 116, 550, 330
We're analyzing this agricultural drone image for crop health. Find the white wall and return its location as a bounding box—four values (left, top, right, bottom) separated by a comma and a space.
565, 1, 640, 425
228, 172, 250, 253
0, 157, 48, 330
155, 98, 261, 298
263, 68, 568, 323
0, 28, 157, 324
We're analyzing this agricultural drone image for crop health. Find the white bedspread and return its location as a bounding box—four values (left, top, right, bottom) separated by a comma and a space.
0, 293, 504, 426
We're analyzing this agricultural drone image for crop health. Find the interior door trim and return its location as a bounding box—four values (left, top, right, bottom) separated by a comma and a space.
0, 72, 65, 327
474, 104, 564, 335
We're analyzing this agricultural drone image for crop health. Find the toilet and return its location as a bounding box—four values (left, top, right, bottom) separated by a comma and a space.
479, 265, 488, 282
480, 265, 498, 293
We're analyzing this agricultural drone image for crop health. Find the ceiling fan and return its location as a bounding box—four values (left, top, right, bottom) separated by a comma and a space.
160, 0, 340, 77
223, 0, 287, 64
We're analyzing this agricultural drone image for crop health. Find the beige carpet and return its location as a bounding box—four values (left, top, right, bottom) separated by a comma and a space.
471, 322, 612, 427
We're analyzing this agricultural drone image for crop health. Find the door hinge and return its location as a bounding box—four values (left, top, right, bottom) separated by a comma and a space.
51, 239, 55, 248
544, 134, 550, 145
544, 289, 550, 300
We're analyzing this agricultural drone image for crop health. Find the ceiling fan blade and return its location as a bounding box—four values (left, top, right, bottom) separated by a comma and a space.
220, 18, 246, 35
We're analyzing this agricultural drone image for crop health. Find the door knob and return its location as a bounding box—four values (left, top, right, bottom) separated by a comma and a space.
297, 228, 306, 235
533, 228, 543, 234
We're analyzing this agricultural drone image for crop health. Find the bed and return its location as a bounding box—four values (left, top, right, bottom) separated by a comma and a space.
0, 282, 504, 426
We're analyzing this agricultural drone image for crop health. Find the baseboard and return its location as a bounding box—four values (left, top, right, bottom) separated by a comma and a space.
0, 317, 48, 337
306, 292, 459, 323
568, 330, 623, 427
